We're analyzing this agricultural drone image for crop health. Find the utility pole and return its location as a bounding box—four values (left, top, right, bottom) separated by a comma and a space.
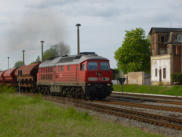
40, 41, 44, 62
8, 57, 10, 69
76, 24, 81, 55
22, 50, 25, 65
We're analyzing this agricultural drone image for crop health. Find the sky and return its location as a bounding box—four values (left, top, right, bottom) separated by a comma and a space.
0, 0, 182, 70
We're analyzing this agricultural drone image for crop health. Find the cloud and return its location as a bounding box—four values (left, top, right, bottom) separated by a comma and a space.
28, 0, 121, 18
0, 0, 182, 70
27, 0, 78, 9
5, 10, 67, 53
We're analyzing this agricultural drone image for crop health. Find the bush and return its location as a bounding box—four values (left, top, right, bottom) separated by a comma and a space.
0, 85, 16, 93
171, 73, 182, 84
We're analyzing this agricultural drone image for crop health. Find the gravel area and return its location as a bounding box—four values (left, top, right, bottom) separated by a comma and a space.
93, 101, 182, 120
107, 96, 182, 109
142, 101, 182, 108
111, 95, 182, 103
56, 100, 182, 137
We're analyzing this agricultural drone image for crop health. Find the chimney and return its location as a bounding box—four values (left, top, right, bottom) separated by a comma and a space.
22, 50, 25, 65
76, 24, 81, 55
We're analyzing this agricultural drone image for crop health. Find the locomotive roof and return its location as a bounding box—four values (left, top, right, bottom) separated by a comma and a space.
39, 53, 108, 67
39, 56, 62, 67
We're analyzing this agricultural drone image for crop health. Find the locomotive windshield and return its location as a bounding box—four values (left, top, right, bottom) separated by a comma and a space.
100, 62, 109, 70
88, 62, 98, 70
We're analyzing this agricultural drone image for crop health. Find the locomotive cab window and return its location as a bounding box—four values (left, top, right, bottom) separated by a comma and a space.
88, 62, 98, 70
100, 62, 109, 70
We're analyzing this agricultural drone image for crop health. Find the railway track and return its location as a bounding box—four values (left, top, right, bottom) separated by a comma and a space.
98, 100, 182, 113
41, 95, 182, 131
21, 92, 182, 130
111, 92, 182, 106
112, 92, 182, 101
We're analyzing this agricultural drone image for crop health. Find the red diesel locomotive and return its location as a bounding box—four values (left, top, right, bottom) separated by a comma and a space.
0, 52, 112, 99
37, 52, 112, 99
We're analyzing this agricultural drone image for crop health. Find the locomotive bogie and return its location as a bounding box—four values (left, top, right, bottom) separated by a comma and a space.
84, 83, 113, 99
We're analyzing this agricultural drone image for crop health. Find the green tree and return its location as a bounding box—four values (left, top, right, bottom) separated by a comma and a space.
114, 28, 150, 74
36, 56, 40, 62
30, 56, 40, 64
43, 48, 58, 61
34, 42, 70, 62
14, 61, 24, 68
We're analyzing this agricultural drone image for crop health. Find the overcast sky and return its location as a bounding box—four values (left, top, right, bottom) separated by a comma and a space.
0, 0, 182, 70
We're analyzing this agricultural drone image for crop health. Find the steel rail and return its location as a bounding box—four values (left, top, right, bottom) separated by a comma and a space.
112, 92, 182, 101
43, 96, 182, 131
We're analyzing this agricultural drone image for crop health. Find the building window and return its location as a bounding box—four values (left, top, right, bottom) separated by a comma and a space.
155, 68, 157, 77
177, 34, 182, 42
163, 68, 166, 79
176, 46, 179, 55
161, 36, 165, 42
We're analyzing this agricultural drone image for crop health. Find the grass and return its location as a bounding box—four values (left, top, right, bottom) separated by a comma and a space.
0, 85, 16, 93
113, 84, 182, 96
0, 89, 164, 137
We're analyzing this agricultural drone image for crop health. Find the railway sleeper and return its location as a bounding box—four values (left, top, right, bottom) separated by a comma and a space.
73, 101, 182, 130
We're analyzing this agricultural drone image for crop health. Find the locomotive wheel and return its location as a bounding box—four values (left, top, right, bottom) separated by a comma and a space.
75, 88, 82, 98
45, 87, 49, 95
37, 86, 41, 93
71, 89, 76, 98
40, 87, 45, 95
62, 87, 67, 97
67, 87, 72, 97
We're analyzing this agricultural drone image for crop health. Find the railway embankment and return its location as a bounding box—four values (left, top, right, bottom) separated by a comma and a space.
0, 89, 163, 137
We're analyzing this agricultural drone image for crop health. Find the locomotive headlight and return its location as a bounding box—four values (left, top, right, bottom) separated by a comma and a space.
102, 77, 110, 81
107, 83, 111, 86
88, 77, 98, 81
